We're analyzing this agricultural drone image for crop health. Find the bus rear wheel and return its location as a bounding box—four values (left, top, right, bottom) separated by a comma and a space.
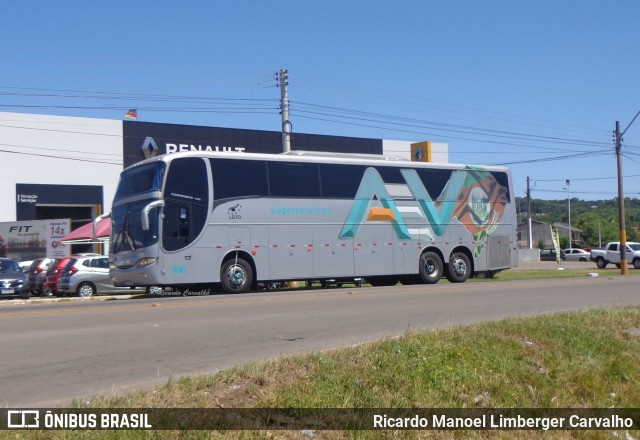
419, 251, 443, 284
446, 252, 471, 283
221, 257, 253, 294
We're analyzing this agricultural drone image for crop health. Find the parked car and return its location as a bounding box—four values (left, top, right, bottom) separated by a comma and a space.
57, 255, 143, 297
540, 249, 566, 261
43, 254, 102, 296
0, 258, 30, 299
18, 260, 33, 271
43, 257, 73, 296
563, 248, 591, 262
26, 258, 54, 296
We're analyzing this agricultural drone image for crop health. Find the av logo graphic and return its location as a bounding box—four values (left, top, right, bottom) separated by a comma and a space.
338, 166, 507, 252
339, 167, 466, 240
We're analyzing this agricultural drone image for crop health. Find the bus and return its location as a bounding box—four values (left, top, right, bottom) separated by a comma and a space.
108, 150, 518, 294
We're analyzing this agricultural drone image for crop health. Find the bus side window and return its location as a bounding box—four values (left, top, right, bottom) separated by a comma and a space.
268, 162, 320, 198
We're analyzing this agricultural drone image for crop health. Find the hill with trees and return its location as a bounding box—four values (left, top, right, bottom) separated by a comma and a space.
515, 197, 640, 247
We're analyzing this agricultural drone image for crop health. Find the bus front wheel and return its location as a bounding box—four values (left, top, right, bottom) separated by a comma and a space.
221, 257, 254, 294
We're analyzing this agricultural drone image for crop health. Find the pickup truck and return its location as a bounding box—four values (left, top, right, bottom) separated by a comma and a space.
590, 242, 640, 269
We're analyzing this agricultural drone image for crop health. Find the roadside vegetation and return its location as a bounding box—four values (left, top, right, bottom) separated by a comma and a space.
478, 266, 640, 282
21, 304, 640, 439
517, 197, 640, 245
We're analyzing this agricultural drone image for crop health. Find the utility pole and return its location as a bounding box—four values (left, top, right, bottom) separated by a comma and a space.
278, 69, 292, 153
526, 176, 532, 249
615, 120, 628, 275
613, 111, 640, 275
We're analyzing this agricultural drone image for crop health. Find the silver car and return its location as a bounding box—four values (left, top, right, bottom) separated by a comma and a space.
57, 256, 143, 297
563, 248, 591, 262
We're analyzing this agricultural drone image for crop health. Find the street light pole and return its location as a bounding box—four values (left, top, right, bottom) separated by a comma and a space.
566, 179, 571, 248
598, 221, 602, 248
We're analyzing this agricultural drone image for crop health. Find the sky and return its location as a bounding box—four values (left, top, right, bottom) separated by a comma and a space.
2, 1, 640, 202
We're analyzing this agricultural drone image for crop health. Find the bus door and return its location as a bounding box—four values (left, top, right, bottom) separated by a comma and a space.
160, 157, 210, 284
161, 202, 196, 282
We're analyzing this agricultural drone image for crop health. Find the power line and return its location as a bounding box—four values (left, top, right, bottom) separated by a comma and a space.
293, 74, 612, 140
532, 188, 640, 196
0, 148, 121, 165
292, 101, 609, 150
495, 150, 611, 166
295, 113, 605, 157
534, 173, 640, 182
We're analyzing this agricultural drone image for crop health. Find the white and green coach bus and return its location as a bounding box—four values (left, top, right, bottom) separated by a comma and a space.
108, 150, 518, 294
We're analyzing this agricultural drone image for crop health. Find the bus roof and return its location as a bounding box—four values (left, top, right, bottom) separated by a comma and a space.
123, 150, 511, 174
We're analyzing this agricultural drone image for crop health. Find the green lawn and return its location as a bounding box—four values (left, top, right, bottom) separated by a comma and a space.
20, 305, 640, 439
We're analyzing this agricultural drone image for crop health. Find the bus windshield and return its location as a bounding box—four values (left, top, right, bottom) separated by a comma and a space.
111, 199, 160, 253
114, 163, 165, 201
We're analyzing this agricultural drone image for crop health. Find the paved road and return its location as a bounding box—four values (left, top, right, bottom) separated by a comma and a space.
1, 276, 639, 407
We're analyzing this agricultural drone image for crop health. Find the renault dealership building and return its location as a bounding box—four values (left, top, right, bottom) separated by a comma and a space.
0, 111, 448, 232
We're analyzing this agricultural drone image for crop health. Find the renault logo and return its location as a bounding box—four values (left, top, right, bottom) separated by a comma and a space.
141, 137, 159, 159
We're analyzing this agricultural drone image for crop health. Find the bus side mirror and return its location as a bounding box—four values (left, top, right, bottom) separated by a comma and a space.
141, 200, 165, 231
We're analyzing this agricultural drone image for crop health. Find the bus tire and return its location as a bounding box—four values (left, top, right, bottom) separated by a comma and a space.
419, 251, 443, 284
446, 251, 471, 283
221, 256, 253, 294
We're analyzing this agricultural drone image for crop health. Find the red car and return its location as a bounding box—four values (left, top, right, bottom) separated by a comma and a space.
43, 257, 73, 297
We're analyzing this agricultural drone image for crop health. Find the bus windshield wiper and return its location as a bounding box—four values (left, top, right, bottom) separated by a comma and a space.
114, 217, 136, 252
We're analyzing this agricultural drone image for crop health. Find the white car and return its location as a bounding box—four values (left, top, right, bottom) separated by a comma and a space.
563, 248, 590, 262
18, 260, 33, 271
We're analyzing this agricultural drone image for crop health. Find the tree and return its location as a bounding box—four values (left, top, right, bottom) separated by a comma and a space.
516, 197, 640, 247
559, 236, 569, 249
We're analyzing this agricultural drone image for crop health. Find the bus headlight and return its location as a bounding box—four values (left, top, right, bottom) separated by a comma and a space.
109, 262, 117, 270
137, 257, 157, 267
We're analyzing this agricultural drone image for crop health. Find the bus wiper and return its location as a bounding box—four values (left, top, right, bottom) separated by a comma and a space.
123, 229, 136, 250
114, 217, 136, 252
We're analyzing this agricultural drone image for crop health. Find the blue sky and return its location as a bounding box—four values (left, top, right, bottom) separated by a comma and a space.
2, 1, 640, 201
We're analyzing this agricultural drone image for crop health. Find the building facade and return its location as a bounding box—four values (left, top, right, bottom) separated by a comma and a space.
1, 112, 449, 231
517, 220, 585, 249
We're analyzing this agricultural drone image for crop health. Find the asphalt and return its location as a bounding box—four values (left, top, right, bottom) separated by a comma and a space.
0, 260, 621, 307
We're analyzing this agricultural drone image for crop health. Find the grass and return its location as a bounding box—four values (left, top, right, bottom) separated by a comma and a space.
298, 266, 640, 289
17, 306, 640, 439
477, 267, 635, 282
